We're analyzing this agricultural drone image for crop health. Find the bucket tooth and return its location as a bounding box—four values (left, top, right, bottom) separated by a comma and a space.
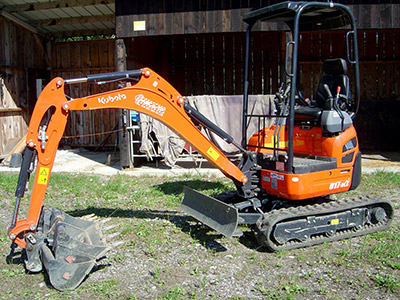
180, 186, 238, 238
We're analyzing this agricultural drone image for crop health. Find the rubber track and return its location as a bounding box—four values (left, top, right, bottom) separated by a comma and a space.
255, 196, 394, 251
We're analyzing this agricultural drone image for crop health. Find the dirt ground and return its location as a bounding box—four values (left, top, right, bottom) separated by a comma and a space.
361, 152, 400, 170
0, 178, 399, 300
0, 150, 399, 299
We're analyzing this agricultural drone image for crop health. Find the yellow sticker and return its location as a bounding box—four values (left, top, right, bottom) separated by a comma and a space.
133, 20, 146, 31
207, 147, 220, 161
37, 167, 50, 185
331, 218, 339, 225
264, 141, 288, 148
263, 137, 288, 149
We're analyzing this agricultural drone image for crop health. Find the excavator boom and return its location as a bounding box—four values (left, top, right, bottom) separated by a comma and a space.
10, 67, 248, 241
8, 68, 248, 290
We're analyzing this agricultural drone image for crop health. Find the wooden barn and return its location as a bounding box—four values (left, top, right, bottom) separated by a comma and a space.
0, 0, 117, 159
1, 0, 399, 168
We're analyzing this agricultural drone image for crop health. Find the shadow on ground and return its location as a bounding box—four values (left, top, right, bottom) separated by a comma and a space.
153, 179, 228, 195
67, 205, 262, 253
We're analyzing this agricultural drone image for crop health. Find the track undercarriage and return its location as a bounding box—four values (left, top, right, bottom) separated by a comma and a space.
181, 187, 394, 251
255, 196, 393, 251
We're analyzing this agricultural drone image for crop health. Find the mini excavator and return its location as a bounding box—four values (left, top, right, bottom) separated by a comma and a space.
7, 1, 393, 291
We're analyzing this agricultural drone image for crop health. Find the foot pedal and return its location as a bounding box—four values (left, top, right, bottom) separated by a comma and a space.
180, 186, 238, 238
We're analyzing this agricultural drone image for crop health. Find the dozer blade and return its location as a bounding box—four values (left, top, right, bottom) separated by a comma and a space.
180, 186, 239, 238
25, 208, 108, 291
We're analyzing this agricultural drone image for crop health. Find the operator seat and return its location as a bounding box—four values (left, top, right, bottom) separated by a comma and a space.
294, 58, 351, 125
316, 58, 353, 134
315, 58, 351, 110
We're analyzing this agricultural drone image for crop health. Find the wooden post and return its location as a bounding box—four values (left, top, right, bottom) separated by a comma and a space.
116, 38, 132, 169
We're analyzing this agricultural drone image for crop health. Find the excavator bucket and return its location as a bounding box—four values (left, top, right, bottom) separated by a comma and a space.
180, 186, 239, 238
24, 208, 108, 291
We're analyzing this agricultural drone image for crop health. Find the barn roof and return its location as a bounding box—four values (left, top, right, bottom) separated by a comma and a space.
0, 0, 115, 39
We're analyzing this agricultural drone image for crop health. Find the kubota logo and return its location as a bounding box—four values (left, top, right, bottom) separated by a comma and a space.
134, 94, 166, 117
98, 93, 127, 104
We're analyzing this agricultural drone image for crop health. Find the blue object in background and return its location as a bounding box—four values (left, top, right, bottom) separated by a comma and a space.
131, 110, 140, 122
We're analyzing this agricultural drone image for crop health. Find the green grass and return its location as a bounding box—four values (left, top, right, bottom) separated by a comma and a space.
156, 286, 187, 300
364, 171, 400, 187
0, 173, 18, 193
255, 278, 310, 300
333, 223, 400, 272
349, 171, 400, 198
0, 172, 229, 213
0, 172, 231, 215
374, 274, 400, 294
0, 171, 396, 212
0, 171, 399, 299
89, 278, 121, 298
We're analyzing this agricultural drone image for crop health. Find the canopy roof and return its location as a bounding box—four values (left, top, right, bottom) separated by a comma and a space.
243, 1, 353, 31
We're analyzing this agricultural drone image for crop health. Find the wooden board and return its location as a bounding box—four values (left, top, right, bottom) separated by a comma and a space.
51, 40, 117, 148
0, 17, 49, 154
116, 3, 400, 38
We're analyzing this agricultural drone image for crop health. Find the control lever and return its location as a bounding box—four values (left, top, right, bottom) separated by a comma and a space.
323, 84, 333, 109
334, 86, 345, 130
335, 86, 342, 107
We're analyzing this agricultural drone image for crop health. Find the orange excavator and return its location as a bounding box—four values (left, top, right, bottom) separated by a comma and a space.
7, 1, 393, 291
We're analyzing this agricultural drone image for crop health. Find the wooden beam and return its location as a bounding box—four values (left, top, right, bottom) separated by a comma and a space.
51, 28, 115, 38
31, 14, 114, 27
52, 66, 116, 73
0, 108, 26, 113
115, 38, 132, 169
4, 133, 27, 162
0, 9, 39, 34
34, 35, 51, 67
4, 0, 115, 13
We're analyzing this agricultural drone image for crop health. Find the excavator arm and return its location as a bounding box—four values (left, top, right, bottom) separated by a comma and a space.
7, 68, 248, 290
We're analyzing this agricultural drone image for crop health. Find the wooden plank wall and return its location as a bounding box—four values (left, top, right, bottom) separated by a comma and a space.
126, 31, 282, 96
0, 16, 50, 155
298, 29, 400, 101
116, 3, 399, 38
50, 2, 400, 151
51, 40, 117, 148
50, 31, 400, 150
117, 8, 250, 37
351, 4, 400, 29
358, 29, 400, 101
126, 29, 400, 102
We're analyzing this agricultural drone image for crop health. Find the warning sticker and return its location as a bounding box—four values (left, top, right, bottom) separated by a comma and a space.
263, 176, 270, 182
207, 147, 220, 161
37, 167, 50, 185
270, 172, 284, 181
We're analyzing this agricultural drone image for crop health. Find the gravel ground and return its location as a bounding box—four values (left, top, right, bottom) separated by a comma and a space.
82, 188, 400, 300
0, 151, 399, 299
